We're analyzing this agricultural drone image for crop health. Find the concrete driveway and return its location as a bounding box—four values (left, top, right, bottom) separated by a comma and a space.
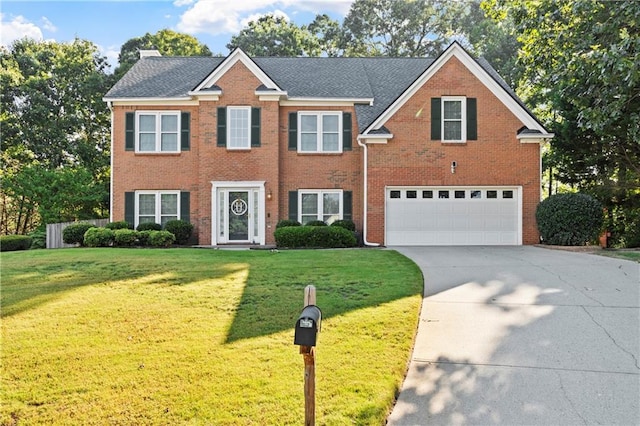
387, 246, 639, 425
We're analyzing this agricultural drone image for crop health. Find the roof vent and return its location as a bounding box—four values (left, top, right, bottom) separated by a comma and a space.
139, 49, 162, 58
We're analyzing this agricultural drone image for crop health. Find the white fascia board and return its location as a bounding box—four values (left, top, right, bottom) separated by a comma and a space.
358, 133, 392, 144
280, 97, 373, 107
104, 97, 197, 106
256, 89, 288, 102
364, 42, 547, 134
517, 132, 555, 143
193, 48, 283, 92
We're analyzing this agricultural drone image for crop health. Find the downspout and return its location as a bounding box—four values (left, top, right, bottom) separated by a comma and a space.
357, 136, 380, 246
107, 101, 114, 222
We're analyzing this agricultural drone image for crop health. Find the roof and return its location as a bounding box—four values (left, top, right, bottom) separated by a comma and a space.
104, 43, 550, 135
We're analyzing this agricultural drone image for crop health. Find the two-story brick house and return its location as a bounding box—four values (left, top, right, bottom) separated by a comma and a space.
103, 42, 552, 246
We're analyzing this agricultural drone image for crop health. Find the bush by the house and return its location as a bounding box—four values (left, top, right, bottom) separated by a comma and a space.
137, 222, 162, 232
62, 223, 95, 246
83, 227, 115, 247
305, 220, 327, 227
164, 220, 193, 245
536, 193, 604, 246
137, 230, 152, 246
105, 221, 133, 230
275, 225, 357, 248
275, 219, 301, 229
148, 230, 175, 247
330, 219, 356, 232
114, 229, 139, 247
0, 235, 32, 252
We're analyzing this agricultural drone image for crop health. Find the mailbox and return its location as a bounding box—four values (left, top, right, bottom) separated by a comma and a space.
294, 305, 322, 346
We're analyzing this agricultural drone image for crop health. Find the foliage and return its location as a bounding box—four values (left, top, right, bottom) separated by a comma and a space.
275, 225, 357, 248
114, 29, 212, 79
83, 227, 114, 247
305, 220, 327, 227
275, 219, 301, 229
105, 221, 133, 230
136, 222, 161, 232
147, 230, 175, 247
536, 193, 604, 246
164, 219, 193, 245
227, 14, 322, 56
62, 223, 95, 246
137, 230, 153, 246
0, 235, 32, 252
330, 219, 356, 232
113, 229, 139, 247
28, 229, 46, 249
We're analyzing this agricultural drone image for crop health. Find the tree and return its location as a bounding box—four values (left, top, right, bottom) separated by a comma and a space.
227, 14, 321, 56
114, 29, 212, 79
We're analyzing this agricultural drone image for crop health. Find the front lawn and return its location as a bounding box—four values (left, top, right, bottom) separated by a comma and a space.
1, 248, 422, 425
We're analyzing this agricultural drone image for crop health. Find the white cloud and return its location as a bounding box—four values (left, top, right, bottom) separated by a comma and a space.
41, 16, 57, 33
0, 13, 44, 46
176, 0, 353, 36
240, 9, 289, 28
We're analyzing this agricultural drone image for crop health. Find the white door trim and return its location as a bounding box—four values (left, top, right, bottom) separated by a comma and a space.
211, 181, 266, 245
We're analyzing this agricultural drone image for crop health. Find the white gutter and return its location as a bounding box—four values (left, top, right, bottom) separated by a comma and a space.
357, 136, 380, 247
106, 101, 114, 222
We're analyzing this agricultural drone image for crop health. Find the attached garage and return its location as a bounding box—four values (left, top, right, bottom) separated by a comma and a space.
385, 187, 522, 246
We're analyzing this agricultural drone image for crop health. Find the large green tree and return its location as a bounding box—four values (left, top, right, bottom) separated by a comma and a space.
0, 38, 111, 234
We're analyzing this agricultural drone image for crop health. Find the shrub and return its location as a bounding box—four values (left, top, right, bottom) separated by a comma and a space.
63, 223, 95, 246
28, 230, 47, 249
536, 193, 604, 246
275, 219, 301, 229
275, 225, 357, 248
148, 230, 175, 247
138, 230, 153, 246
83, 227, 115, 247
137, 222, 162, 232
305, 220, 327, 227
105, 221, 133, 230
0, 235, 32, 252
114, 229, 139, 247
164, 220, 194, 245
330, 219, 356, 232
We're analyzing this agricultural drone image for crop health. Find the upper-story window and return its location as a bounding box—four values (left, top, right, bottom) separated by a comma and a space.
136, 111, 181, 153
431, 97, 477, 142
299, 112, 342, 153
217, 107, 261, 149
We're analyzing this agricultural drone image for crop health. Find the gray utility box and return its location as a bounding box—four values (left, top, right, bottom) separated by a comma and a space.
294, 305, 322, 347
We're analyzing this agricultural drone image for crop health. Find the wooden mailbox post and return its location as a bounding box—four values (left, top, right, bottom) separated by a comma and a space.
294, 285, 320, 426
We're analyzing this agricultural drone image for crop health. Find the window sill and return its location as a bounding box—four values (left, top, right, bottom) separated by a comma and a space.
133, 152, 182, 156
440, 141, 467, 146
295, 151, 345, 155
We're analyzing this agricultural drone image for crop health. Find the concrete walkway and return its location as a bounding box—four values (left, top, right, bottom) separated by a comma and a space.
387, 246, 639, 426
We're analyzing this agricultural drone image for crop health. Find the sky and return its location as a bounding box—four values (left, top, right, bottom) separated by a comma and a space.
0, 0, 354, 70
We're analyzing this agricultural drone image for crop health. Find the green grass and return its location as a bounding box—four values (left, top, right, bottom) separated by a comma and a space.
0, 248, 423, 425
597, 249, 640, 262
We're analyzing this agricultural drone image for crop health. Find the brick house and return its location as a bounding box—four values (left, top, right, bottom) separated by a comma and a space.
103, 42, 552, 246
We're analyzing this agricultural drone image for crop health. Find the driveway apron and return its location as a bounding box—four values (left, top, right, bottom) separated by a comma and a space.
387, 246, 639, 425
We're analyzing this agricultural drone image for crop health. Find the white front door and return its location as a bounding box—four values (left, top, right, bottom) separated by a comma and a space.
212, 182, 265, 245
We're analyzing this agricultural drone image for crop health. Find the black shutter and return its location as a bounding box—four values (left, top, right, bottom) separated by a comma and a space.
217, 107, 226, 147
124, 192, 135, 226
343, 112, 352, 151
288, 191, 298, 221
180, 192, 190, 223
251, 107, 261, 147
466, 98, 477, 140
431, 98, 441, 140
343, 191, 353, 221
181, 112, 190, 151
125, 112, 135, 151
288, 112, 297, 150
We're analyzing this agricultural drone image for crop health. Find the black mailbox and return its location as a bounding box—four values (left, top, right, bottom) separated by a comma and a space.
294, 305, 322, 346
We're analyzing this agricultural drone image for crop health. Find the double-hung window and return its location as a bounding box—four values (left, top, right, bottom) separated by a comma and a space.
136, 191, 180, 228
299, 112, 342, 153
136, 112, 180, 152
227, 106, 251, 149
299, 190, 342, 224
442, 97, 466, 142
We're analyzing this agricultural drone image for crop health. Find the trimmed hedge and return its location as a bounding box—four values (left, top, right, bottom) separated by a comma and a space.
1, 235, 32, 252
330, 220, 356, 232
63, 223, 95, 246
164, 220, 193, 245
305, 220, 327, 227
84, 227, 115, 247
536, 193, 604, 246
114, 229, 139, 247
275, 219, 301, 229
148, 230, 175, 247
105, 221, 133, 230
137, 222, 162, 232
275, 225, 357, 248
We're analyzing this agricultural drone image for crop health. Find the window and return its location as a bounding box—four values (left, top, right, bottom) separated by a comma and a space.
298, 112, 342, 153
503, 190, 514, 199
136, 191, 180, 228
471, 190, 482, 199
487, 190, 498, 199
407, 190, 417, 199
390, 190, 401, 199
299, 190, 342, 224
227, 107, 251, 149
439, 190, 450, 199
442, 97, 466, 142
454, 190, 466, 199
136, 112, 180, 152
422, 190, 433, 199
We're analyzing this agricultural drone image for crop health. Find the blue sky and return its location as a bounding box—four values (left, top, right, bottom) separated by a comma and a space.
1, 0, 353, 70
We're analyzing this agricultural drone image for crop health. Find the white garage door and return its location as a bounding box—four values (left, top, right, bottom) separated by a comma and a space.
386, 187, 521, 246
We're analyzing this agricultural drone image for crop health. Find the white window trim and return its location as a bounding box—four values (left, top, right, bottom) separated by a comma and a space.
298, 189, 343, 224
441, 97, 466, 142
135, 111, 181, 153
227, 106, 252, 150
135, 190, 180, 228
297, 111, 342, 153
